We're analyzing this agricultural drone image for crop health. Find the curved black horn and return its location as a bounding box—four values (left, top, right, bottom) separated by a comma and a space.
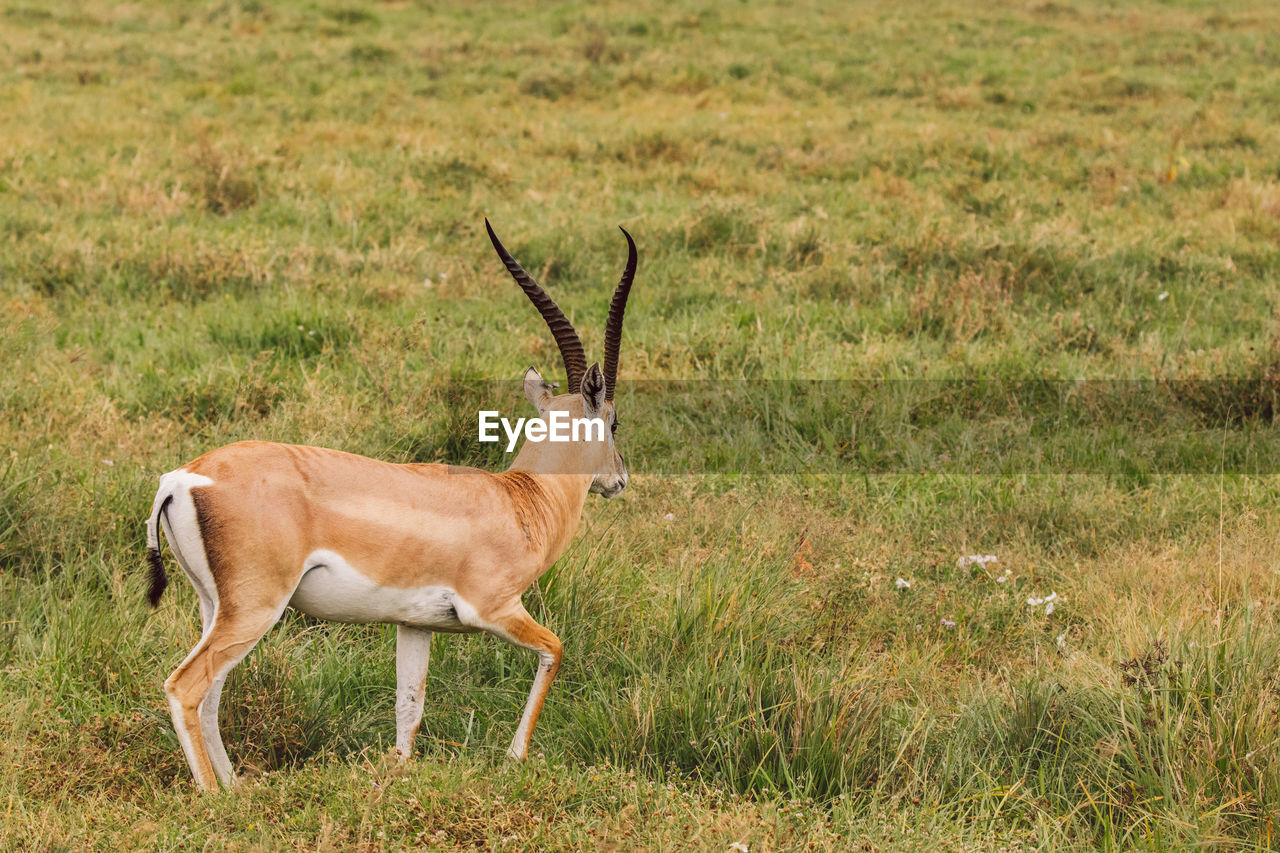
602, 226, 637, 402
486, 219, 587, 391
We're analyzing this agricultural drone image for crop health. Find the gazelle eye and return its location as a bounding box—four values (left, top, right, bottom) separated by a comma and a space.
611, 419, 618, 433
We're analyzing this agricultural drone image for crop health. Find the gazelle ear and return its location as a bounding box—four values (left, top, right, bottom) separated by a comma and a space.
523, 366, 556, 413
580, 362, 606, 416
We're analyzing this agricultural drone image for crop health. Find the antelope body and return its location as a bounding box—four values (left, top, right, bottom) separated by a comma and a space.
146, 221, 636, 790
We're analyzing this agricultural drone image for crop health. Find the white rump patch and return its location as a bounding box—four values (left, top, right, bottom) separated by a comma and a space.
155, 469, 218, 624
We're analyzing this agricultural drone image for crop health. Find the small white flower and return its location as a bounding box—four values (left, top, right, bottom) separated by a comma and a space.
1027, 591, 1059, 614
895, 577, 911, 590
729, 843, 750, 853
1157, 291, 1169, 301
101, 459, 114, 467
957, 554, 998, 569
940, 617, 956, 629
662, 513, 675, 521
995, 571, 1011, 584
1056, 633, 1067, 651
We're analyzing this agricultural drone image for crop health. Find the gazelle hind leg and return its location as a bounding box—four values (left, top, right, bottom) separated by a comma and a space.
164, 609, 282, 790
394, 626, 433, 758
487, 606, 562, 761
199, 674, 234, 786
159, 500, 237, 787
186, 591, 236, 787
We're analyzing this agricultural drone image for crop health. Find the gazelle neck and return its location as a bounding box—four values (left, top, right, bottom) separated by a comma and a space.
503, 440, 594, 557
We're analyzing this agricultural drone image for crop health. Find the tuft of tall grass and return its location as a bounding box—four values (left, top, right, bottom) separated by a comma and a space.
542, 533, 888, 799
0, 457, 36, 571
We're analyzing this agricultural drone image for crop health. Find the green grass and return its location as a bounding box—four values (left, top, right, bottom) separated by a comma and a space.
3, 0, 1280, 849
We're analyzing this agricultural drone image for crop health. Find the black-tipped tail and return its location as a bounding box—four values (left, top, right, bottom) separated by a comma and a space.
146, 493, 173, 608
147, 547, 168, 607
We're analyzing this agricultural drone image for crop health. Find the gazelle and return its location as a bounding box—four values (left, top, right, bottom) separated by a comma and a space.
145, 220, 637, 790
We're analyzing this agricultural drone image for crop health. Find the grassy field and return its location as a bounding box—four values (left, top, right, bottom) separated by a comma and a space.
3, 0, 1280, 849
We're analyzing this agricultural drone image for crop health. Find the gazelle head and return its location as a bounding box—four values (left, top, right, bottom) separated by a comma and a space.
486, 219, 636, 498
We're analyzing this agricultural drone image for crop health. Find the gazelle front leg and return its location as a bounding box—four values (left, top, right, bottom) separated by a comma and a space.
490, 607, 563, 761
395, 625, 433, 758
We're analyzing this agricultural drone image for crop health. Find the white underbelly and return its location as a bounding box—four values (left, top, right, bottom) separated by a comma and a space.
288, 549, 475, 632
